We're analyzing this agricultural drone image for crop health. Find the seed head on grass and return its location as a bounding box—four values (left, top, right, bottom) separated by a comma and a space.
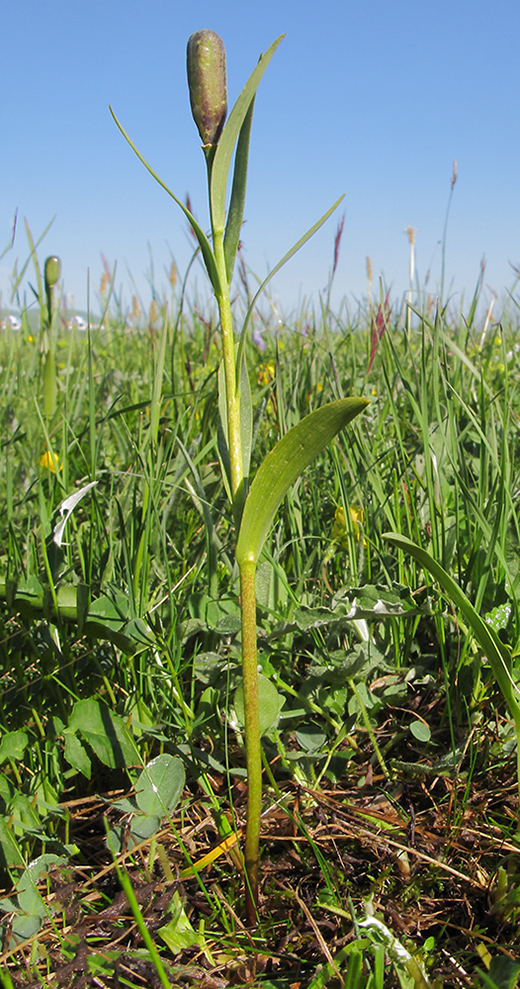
368, 289, 391, 374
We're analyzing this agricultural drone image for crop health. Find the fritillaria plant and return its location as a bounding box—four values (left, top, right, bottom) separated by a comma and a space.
111, 30, 368, 924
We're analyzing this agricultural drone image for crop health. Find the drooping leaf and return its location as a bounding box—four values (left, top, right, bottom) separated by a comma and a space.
109, 107, 222, 295
63, 731, 92, 778
68, 698, 137, 769
236, 398, 369, 567
383, 532, 520, 730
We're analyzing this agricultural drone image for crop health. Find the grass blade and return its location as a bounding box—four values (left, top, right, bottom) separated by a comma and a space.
236, 195, 345, 379
109, 107, 221, 295
210, 35, 284, 234
383, 532, 520, 730
223, 97, 255, 283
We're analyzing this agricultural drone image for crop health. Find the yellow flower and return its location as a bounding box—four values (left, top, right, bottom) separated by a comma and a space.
332, 505, 367, 547
257, 363, 275, 386
40, 450, 62, 473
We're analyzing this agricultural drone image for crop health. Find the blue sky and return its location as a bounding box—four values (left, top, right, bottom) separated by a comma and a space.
1, 0, 519, 319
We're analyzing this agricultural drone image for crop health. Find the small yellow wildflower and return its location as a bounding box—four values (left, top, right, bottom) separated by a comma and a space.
258, 363, 275, 386
333, 505, 367, 548
27, 335, 35, 343
40, 451, 62, 473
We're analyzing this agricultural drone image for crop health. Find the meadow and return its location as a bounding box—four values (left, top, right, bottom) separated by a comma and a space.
0, 236, 520, 988
3, 26, 520, 989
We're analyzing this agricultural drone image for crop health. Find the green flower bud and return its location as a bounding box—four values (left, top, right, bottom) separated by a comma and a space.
44, 256, 61, 291
44, 256, 61, 329
187, 30, 227, 150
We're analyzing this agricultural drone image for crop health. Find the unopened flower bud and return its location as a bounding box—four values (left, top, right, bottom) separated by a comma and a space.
44, 256, 61, 291
44, 256, 61, 328
187, 30, 227, 149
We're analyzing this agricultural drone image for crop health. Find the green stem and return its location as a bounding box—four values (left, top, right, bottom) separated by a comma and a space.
240, 557, 261, 925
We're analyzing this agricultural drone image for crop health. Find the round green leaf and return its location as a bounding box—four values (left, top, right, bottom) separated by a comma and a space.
135, 754, 186, 817
234, 674, 284, 735
409, 720, 431, 743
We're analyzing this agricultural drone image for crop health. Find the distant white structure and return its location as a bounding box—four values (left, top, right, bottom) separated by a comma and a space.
2, 314, 22, 331
68, 315, 88, 331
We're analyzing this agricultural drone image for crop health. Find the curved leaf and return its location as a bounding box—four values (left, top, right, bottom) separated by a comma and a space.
383, 532, 520, 728
109, 107, 221, 295
236, 398, 369, 567
236, 194, 345, 379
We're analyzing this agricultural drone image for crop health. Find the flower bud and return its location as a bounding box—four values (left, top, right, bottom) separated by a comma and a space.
44, 257, 61, 329
44, 256, 61, 291
187, 30, 227, 149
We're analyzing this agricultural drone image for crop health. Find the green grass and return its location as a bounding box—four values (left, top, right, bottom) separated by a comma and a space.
2, 249, 520, 987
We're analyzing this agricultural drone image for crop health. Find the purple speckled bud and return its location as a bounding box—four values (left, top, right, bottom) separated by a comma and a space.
187, 30, 227, 149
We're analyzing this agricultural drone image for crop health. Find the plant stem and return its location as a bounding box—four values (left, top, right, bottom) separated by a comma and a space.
240, 557, 261, 924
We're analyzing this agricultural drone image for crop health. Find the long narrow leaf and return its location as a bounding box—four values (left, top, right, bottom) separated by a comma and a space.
236, 398, 369, 567
20, 218, 55, 315
210, 35, 284, 234
383, 532, 520, 728
236, 195, 345, 378
223, 97, 255, 283
109, 107, 221, 295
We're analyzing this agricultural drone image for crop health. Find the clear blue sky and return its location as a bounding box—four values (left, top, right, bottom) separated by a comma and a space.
1, 0, 519, 319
